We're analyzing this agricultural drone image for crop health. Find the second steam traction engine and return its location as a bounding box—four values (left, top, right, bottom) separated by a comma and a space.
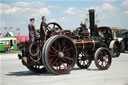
18, 9, 120, 75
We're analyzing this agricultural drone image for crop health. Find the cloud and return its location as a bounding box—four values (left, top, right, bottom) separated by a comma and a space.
64, 7, 77, 15
0, 3, 16, 14
48, 5, 61, 8
48, 17, 67, 23
64, 3, 118, 15
102, 3, 115, 10
105, 0, 116, 2
11, 2, 45, 8
38, 8, 50, 15
64, 7, 88, 18
64, 3, 118, 19
122, 0, 128, 7
0, 2, 50, 17
90, 3, 118, 13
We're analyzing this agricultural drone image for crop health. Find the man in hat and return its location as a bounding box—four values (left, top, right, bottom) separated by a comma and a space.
28, 18, 38, 42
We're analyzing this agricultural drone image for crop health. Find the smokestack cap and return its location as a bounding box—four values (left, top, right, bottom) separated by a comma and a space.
88, 9, 95, 12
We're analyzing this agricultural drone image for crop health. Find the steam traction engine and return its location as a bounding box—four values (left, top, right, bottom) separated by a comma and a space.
96, 27, 120, 58
121, 31, 128, 52
18, 9, 118, 75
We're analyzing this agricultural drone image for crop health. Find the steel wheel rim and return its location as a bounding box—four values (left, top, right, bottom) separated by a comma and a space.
42, 36, 57, 73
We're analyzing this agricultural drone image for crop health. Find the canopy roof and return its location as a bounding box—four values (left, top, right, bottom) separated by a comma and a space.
97, 26, 111, 31
8, 32, 14, 36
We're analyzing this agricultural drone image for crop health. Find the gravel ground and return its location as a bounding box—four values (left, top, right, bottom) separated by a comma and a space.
0, 53, 128, 85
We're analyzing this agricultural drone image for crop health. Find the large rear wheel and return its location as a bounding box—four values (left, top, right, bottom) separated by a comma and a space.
42, 35, 77, 75
25, 49, 47, 73
26, 65, 47, 73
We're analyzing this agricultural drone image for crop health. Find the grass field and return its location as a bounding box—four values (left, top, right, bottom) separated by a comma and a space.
0, 51, 21, 54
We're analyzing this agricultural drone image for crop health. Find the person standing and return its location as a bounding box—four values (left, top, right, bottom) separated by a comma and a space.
40, 16, 53, 41
40, 16, 48, 41
28, 18, 37, 42
10, 40, 13, 50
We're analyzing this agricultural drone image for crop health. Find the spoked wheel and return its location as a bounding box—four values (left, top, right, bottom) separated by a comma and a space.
94, 47, 112, 70
47, 22, 63, 33
42, 35, 77, 75
26, 65, 47, 73
77, 52, 92, 69
113, 43, 120, 57
109, 40, 120, 58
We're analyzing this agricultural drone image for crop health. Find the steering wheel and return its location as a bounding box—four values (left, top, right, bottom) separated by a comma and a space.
47, 22, 63, 33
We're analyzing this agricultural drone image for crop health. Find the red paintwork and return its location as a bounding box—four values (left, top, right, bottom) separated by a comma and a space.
14, 35, 29, 43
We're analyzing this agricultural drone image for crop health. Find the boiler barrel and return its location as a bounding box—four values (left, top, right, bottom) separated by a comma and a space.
72, 37, 101, 52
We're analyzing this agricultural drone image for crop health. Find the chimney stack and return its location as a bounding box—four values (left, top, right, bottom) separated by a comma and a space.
88, 9, 96, 36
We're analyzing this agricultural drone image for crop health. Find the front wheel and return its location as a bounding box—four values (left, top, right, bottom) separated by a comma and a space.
109, 40, 120, 58
76, 52, 92, 69
94, 47, 112, 70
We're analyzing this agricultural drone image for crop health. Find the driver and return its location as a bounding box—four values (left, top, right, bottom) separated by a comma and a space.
40, 16, 53, 41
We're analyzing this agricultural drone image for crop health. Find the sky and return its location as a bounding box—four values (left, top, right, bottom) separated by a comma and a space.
0, 0, 128, 35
